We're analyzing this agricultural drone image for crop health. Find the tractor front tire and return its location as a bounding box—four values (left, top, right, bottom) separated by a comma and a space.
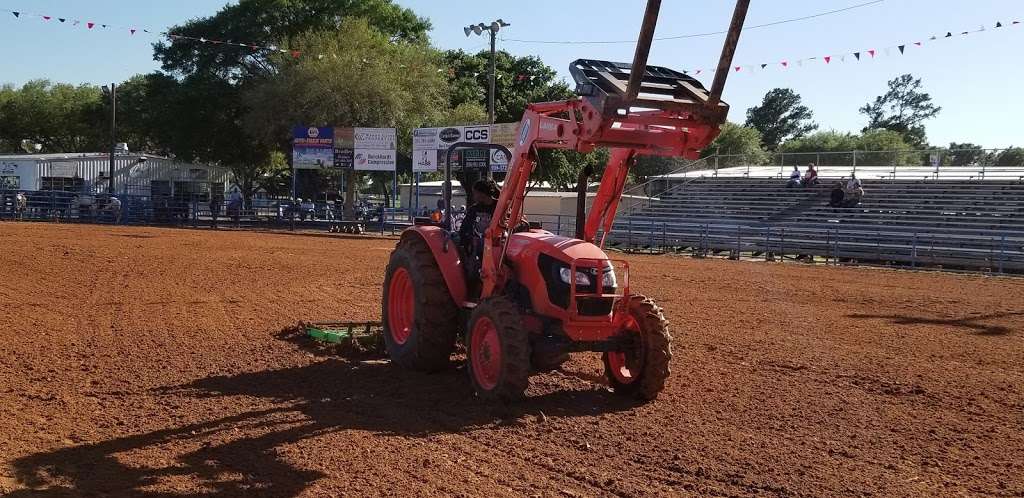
466, 297, 531, 403
603, 295, 672, 401
382, 236, 459, 372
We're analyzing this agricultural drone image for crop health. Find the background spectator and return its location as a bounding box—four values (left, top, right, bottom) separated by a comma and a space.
829, 181, 845, 208
802, 163, 818, 187
787, 165, 802, 188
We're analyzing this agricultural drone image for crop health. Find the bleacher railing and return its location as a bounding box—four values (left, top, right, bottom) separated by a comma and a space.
700, 147, 1024, 181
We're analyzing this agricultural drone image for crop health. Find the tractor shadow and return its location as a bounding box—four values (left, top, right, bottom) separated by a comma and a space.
9, 351, 637, 497
846, 311, 1024, 336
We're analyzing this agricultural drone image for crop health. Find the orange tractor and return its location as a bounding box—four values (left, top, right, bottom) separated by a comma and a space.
383, 0, 750, 402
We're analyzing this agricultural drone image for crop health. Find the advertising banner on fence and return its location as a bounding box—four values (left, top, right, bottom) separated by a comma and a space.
489, 122, 519, 172
331, 127, 397, 170
411, 122, 519, 173
0, 159, 35, 190
293, 126, 396, 171
354, 127, 397, 150
354, 149, 397, 171
292, 126, 334, 170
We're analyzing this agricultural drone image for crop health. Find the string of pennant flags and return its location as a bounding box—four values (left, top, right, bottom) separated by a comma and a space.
3, 7, 1021, 78
684, 19, 1021, 76
3, 8, 309, 57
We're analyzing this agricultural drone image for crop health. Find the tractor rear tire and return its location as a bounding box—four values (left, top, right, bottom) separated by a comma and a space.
603, 295, 672, 401
466, 297, 531, 403
382, 235, 459, 372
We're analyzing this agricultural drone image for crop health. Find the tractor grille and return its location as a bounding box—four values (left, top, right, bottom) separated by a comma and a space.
577, 297, 614, 316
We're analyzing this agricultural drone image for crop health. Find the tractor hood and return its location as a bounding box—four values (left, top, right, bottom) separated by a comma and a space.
506, 231, 610, 265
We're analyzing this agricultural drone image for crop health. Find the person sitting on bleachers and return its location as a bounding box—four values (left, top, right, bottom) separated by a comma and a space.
802, 163, 818, 187
786, 165, 802, 188
841, 173, 864, 207
845, 172, 861, 191
829, 181, 845, 208
843, 185, 865, 207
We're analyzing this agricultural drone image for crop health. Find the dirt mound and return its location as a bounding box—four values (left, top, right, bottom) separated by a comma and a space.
1, 223, 1022, 496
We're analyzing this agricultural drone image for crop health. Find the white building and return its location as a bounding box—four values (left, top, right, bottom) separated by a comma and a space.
0, 153, 232, 200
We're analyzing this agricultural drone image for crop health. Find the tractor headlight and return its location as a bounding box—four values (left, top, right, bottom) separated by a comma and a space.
601, 268, 617, 288
559, 267, 592, 287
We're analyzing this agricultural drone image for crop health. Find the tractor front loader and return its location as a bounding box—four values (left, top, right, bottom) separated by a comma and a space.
382, 0, 750, 402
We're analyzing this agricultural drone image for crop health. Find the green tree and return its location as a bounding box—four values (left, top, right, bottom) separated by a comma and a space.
154, 0, 430, 79
0, 80, 105, 153
147, 0, 432, 207
780, 129, 916, 166
529, 149, 610, 192
859, 73, 941, 147
443, 50, 573, 123
855, 128, 916, 165
947, 142, 986, 166
241, 19, 451, 209
995, 147, 1024, 166
744, 88, 816, 150
701, 122, 769, 166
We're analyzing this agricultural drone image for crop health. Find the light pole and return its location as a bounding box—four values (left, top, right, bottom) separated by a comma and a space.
464, 19, 510, 125
101, 83, 117, 195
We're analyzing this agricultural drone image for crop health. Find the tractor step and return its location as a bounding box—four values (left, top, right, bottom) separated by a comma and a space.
305, 321, 384, 353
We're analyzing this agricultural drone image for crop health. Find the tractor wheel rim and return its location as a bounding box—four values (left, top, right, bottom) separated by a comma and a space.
470, 316, 502, 391
610, 316, 643, 385
387, 267, 413, 345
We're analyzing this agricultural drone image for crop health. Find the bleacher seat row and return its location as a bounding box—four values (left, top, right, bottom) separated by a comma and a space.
612, 177, 1024, 272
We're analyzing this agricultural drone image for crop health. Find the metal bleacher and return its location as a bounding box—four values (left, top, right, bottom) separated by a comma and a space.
612, 174, 1024, 273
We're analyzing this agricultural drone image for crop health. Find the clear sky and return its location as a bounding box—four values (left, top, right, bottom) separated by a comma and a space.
1, 0, 1021, 148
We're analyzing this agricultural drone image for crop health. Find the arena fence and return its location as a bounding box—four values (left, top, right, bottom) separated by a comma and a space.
0, 188, 411, 234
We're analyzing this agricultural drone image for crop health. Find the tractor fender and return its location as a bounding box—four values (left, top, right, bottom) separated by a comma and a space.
400, 226, 468, 306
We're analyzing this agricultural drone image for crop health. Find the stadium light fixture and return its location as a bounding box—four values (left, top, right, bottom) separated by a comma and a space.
462, 19, 511, 125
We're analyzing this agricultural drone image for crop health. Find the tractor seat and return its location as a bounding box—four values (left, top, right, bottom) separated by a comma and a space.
569, 59, 728, 118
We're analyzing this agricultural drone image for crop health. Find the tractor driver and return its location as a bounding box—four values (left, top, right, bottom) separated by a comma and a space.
459, 179, 530, 296
459, 179, 501, 269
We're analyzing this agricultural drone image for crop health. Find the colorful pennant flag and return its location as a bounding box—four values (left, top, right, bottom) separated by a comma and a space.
3, 6, 1021, 73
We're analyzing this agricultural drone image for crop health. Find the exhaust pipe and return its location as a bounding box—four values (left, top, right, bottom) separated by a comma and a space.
575, 164, 594, 239
707, 0, 751, 108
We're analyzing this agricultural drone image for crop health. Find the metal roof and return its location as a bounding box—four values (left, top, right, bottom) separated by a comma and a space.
0, 152, 173, 161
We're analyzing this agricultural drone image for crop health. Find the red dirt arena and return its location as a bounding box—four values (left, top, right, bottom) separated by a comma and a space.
1, 223, 1022, 497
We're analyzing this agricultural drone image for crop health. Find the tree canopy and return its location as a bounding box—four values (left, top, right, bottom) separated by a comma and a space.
154, 0, 430, 79
744, 88, 817, 150
242, 20, 449, 146
241, 19, 454, 207
701, 123, 770, 166
443, 49, 574, 123
859, 73, 941, 147
0, 80, 105, 153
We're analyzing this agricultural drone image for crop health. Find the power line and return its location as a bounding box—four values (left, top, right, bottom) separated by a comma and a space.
499, 0, 886, 45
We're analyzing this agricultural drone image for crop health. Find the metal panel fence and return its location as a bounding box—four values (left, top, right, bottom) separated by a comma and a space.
604, 219, 1024, 274
0, 188, 412, 235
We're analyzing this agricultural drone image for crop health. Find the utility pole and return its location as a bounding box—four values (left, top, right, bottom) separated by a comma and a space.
488, 30, 496, 124
464, 19, 510, 124
103, 83, 117, 195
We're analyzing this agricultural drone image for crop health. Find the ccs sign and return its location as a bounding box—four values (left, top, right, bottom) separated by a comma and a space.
464, 127, 489, 142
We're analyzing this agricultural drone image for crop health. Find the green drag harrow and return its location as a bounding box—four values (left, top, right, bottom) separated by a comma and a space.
304, 321, 384, 354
